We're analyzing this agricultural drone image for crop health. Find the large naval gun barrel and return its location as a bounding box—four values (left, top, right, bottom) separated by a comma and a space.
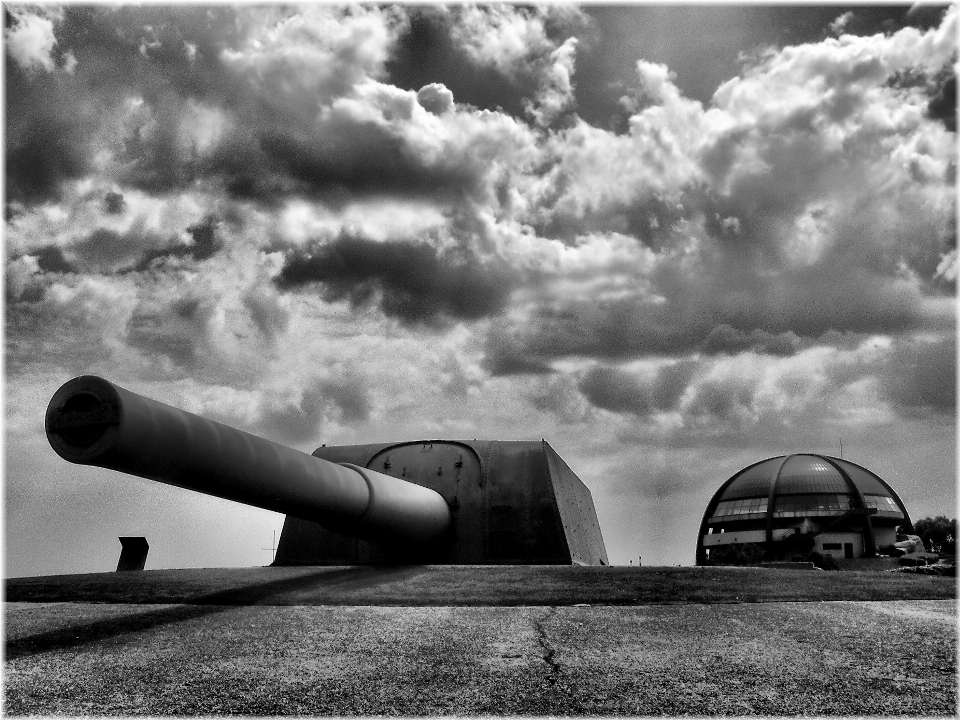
46, 376, 609, 565
45, 376, 451, 545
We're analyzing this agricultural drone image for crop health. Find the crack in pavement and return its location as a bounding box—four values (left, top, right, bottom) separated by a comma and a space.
533, 606, 560, 684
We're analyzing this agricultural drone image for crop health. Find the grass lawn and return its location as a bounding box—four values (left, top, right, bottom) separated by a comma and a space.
5, 564, 956, 606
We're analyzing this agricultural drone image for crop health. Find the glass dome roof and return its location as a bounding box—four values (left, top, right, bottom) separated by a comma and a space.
716, 454, 899, 501
708, 453, 906, 522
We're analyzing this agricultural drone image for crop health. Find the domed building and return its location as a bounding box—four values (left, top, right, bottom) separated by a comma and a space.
696, 454, 911, 566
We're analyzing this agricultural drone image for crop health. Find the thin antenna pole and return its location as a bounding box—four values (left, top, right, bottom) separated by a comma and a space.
839, 437, 843, 459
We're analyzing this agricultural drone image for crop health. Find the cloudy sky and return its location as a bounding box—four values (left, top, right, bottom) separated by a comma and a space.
5, 3, 956, 577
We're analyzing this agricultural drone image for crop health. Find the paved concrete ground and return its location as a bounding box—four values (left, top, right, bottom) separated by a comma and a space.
4, 599, 956, 716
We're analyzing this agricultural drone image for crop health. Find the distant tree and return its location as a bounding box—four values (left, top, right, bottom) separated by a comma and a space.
913, 516, 957, 555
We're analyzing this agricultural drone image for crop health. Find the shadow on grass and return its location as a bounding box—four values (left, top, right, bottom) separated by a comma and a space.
5, 566, 423, 660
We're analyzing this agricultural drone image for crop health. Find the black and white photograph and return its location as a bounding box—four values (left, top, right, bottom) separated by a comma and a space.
4, 2, 957, 715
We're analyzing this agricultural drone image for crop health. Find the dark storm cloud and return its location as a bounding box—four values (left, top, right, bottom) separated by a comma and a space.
763, 267, 925, 337
8, 6, 456, 207
126, 295, 213, 371
103, 192, 126, 215
31, 246, 75, 274
579, 367, 655, 416
386, 7, 528, 117
6, 272, 44, 305
321, 379, 372, 423
73, 228, 154, 272
578, 361, 697, 417
258, 376, 372, 445
274, 234, 515, 326
243, 291, 290, 343
484, 252, 928, 371
214, 120, 479, 207
4, 271, 134, 376
184, 216, 222, 261
531, 183, 686, 247
576, 4, 938, 129
926, 71, 956, 132
4, 62, 89, 205
483, 296, 718, 367
22, 6, 483, 208
483, 355, 555, 377
4, 6, 248, 205
119, 93, 196, 194
53, 5, 251, 111
67, 218, 222, 274
527, 374, 590, 422
683, 375, 762, 429
815, 332, 957, 421
700, 325, 803, 357
485, 296, 709, 365
654, 360, 700, 409
386, 6, 587, 119
882, 334, 957, 416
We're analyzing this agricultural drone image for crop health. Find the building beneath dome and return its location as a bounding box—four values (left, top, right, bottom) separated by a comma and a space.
696, 454, 912, 566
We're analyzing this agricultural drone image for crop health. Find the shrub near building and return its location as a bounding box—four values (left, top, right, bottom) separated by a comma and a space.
913, 516, 957, 556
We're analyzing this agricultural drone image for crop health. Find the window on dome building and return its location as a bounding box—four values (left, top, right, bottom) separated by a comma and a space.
863, 494, 901, 513
712, 497, 768, 517
773, 494, 852, 517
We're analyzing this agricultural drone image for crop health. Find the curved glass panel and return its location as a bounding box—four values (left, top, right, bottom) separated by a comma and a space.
773, 493, 853, 517
864, 494, 903, 517
776, 455, 848, 494
707, 455, 910, 534
711, 497, 769, 519
719, 457, 780, 500
833, 459, 890, 496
